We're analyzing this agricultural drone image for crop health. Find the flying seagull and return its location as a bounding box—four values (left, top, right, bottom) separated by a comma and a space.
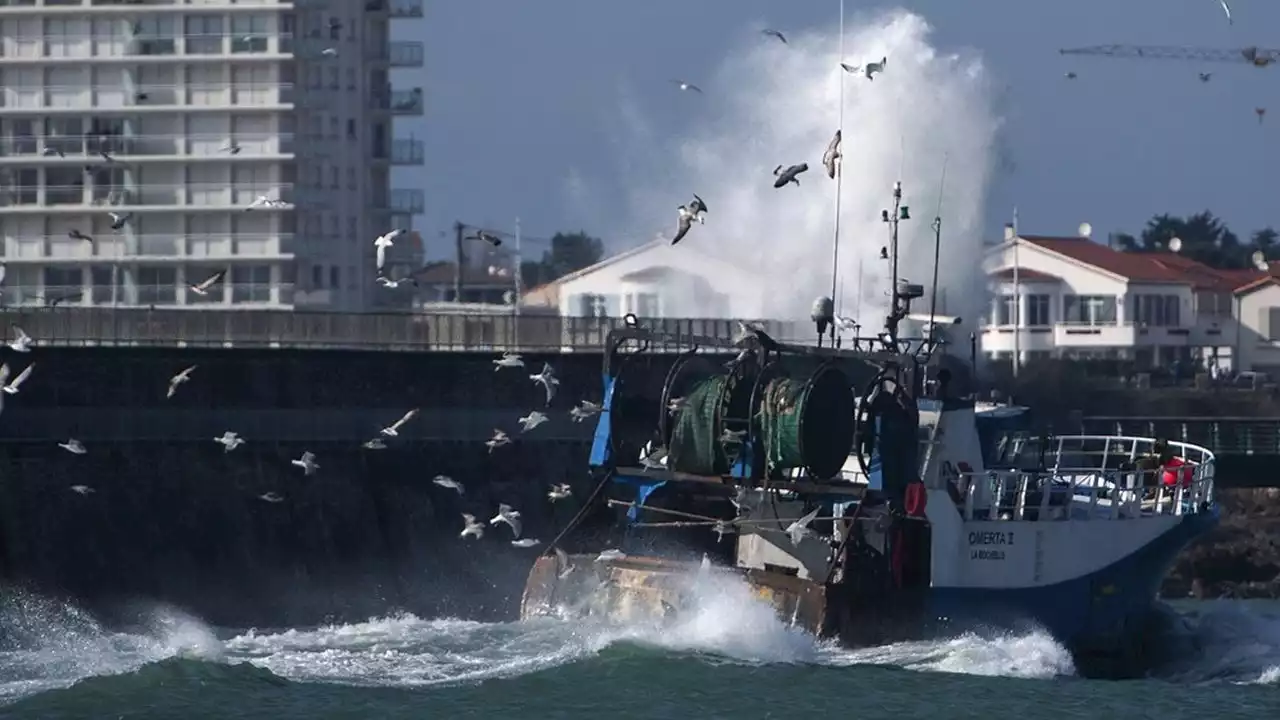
214, 431, 244, 452
863, 57, 887, 80
530, 363, 560, 405
259, 492, 284, 503
486, 429, 511, 453
8, 326, 32, 353
518, 410, 548, 433
68, 229, 93, 245
219, 142, 242, 155
490, 503, 523, 538
671, 193, 708, 246
70, 485, 94, 495
380, 408, 419, 437
785, 506, 822, 545
433, 475, 464, 494
167, 365, 197, 399
1064, 71, 1078, 80
493, 352, 524, 370
189, 270, 226, 296
548, 483, 572, 502
511, 538, 541, 548
59, 438, 87, 455
2, 363, 34, 395
569, 400, 602, 423
554, 547, 576, 579
1219, 0, 1232, 25
291, 451, 319, 475
108, 211, 132, 230
362, 438, 387, 450
671, 79, 703, 94
772, 163, 809, 188
465, 230, 502, 246
822, 130, 842, 179
1199, 72, 1212, 82
460, 513, 485, 540
761, 29, 787, 44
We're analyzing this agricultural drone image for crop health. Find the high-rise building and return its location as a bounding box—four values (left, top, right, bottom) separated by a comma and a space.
0, 0, 425, 312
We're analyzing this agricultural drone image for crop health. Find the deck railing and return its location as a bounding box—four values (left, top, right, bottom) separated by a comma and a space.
0, 307, 803, 352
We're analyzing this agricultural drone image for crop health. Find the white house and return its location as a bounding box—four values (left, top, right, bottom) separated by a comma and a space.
1232, 275, 1280, 375
521, 239, 767, 319
982, 228, 1261, 371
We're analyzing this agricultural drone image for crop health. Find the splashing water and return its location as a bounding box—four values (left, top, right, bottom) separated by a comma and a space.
601, 10, 999, 328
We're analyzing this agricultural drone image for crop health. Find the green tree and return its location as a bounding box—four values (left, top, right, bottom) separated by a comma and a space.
521, 231, 604, 286
1116, 211, 1247, 268
1253, 227, 1278, 261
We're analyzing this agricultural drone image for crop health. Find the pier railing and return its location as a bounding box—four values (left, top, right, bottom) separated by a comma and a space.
0, 307, 804, 352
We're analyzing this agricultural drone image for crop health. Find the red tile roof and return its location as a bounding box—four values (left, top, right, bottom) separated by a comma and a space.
1020, 236, 1189, 283
989, 267, 1060, 282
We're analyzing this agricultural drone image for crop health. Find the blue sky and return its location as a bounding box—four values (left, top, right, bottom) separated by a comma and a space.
407, 0, 1277, 259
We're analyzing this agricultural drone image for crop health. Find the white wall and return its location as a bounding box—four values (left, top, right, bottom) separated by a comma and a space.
1237, 282, 1280, 371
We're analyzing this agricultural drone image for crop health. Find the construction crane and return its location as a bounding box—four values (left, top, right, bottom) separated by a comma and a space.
1059, 45, 1280, 67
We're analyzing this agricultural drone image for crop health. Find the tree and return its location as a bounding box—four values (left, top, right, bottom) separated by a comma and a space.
520, 231, 604, 287
1253, 227, 1278, 261
1115, 211, 1248, 268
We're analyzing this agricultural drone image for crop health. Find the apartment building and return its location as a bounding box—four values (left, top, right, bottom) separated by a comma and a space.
0, 0, 426, 311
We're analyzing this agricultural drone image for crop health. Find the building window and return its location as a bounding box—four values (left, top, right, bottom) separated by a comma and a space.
1063, 295, 1116, 325
328, 66, 338, 89
231, 265, 271, 303
329, 266, 340, 289
184, 14, 223, 55
346, 68, 356, 90
1131, 294, 1181, 327
574, 293, 618, 318
1026, 294, 1051, 326
45, 166, 84, 205
230, 15, 269, 53
329, 166, 339, 189
43, 267, 81, 296
631, 293, 660, 317
328, 18, 341, 41
132, 16, 177, 56
90, 266, 115, 305
137, 266, 177, 305
312, 264, 323, 289
993, 294, 1016, 326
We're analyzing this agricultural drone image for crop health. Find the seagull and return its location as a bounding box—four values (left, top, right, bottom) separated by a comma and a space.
214, 431, 244, 452
518, 410, 548, 433
8, 326, 32, 353
486, 429, 511, 453
380, 408, 419, 437
511, 538, 541, 548
219, 142, 242, 155
835, 316, 859, 333
291, 451, 319, 475
108, 211, 132, 230
189, 270, 225, 296
1065, 71, 1078, 80
730, 486, 760, 513
59, 439, 86, 455
433, 475, 464, 494
554, 547, 576, 578
373, 230, 404, 272
1198, 72, 1212, 82
772, 163, 808, 188
464, 230, 502, 246
530, 363, 559, 405
785, 507, 822, 545
2, 363, 33, 395
822, 130, 842, 179
671, 80, 703, 94
167, 365, 197, 399
1219, 0, 1232, 25
761, 28, 787, 44
321, 47, 338, 57
259, 492, 284, 503
569, 400, 602, 422
494, 352, 524, 370
245, 195, 285, 211
68, 229, 93, 245
362, 438, 387, 450
667, 397, 686, 413
42, 147, 65, 158
863, 56, 887, 80
376, 275, 416, 289
490, 503, 523, 538
720, 428, 746, 444
100, 150, 116, 162
548, 483, 572, 502
596, 548, 626, 562
640, 445, 668, 471
460, 513, 485, 540
733, 320, 781, 352
672, 194, 708, 246
70, 485, 94, 495
712, 519, 736, 543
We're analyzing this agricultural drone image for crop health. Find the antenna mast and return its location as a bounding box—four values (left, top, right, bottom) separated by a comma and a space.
881, 180, 913, 348
829, 0, 847, 314
924, 155, 948, 355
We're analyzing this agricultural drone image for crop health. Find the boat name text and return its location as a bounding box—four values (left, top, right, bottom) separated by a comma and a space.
968, 531, 1013, 546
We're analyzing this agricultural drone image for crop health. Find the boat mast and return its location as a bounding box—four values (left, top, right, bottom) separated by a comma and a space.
828, 0, 847, 318
882, 181, 908, 347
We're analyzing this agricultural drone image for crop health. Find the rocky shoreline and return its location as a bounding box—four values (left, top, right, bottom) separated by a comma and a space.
1163, 488, 1280, 599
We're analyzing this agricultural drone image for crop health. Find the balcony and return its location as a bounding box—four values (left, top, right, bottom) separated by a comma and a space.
0, 32, 295, 63
1, 282, 295, 309
389, 0, 424, 18
390, 139, 424, 166
389, 41, 423, 68
1052, 322, 1137, 348
371, 87, 423, 115
0, 133, 295, 163
0, 234, 296, 263
0, 82, 295, 112
0, 183, 297, 211
387, 188, 424, 215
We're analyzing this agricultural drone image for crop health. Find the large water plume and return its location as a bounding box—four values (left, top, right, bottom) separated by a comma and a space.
604, 9, 1000, 327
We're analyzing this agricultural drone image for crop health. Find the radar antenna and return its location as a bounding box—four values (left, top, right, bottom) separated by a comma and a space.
881, 181, 918, 350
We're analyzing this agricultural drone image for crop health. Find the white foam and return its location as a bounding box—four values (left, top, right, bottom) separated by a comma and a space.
592, 9, 999, 328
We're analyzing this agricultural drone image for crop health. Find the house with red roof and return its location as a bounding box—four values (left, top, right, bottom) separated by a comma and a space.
983, 226, 1274, 372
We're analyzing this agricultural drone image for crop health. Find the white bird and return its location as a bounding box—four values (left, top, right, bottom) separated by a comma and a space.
486, 429, 511, 453
259, 492, 284, 503
730, 486, 760, 513
493, 352, 524, 370
291, 451, 319, 475
518, 410, 548, 433
59, 439, 86, 455
167, 365, 197, 399
530, 363, 559, 405
671, 194, 709, 246
667, 397, 686, 413
835, 316, 859, 333
42, 146, 65, 158
671, 79, 702, 93
761, 28, 787, 44
595, 548, 626, 562
362, 438, 387, 450
321, 47, 338, 57
376, 276, 414, 289
548, 483, 572, 502
511, 538, 541, 548
375, 229, 406, 247
863, 56, 887, 80
1219, 0, 1233, 25
189, 270, 225, 296
433, 475, 464, 494
640, 444, 668, 471
373, 230, 404, 272
460, 513, 485, 539
8, 326, 32, 353
554, 547, 576, 578
214, 431, 244, 452
108, 211, 132, 230
2, 363, 33, 395
720, 428, 746, 444
785, 507, 822, 545
70, 485, 94, 495
245, 194, 285, 211
712, 519, 736, 543
489, 503, 523, 538
822, 130, 842, 179
219, 142, 242, 155
380, 408, 419, 437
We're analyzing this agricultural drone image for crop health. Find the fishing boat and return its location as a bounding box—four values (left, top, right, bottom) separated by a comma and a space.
520, 181, 1218, 679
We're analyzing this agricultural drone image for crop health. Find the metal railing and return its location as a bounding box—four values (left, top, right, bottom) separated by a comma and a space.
4, 282, 292, 306
1, 234, 294, 260
385, 188, 424, 214
1080, 416, 1280, 457
0, 83, 295, 109
390, 0, 424, 18
389, 41, 423, 67
0, 307, 803, 352
0, 33, 296, 60
0, 184, 294, 209
390, 139, 423, 165
0, 132, 294, 159
958, 435, 1215, 521
370, 88, 423, 114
